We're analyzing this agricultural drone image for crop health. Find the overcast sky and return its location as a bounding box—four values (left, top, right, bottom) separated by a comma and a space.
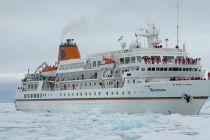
1, 0, 210, 81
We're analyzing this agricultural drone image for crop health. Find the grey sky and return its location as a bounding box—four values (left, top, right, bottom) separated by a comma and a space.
0, 0, 210, 81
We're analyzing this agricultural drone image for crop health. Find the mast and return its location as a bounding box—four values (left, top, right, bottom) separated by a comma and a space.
176, 0, 179, 47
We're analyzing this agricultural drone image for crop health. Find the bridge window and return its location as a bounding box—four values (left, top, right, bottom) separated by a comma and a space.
131, 56, 135, 63
125, 57, 130, 64
93, 61, 97, 67
173, 67, 178, 71
120, 58, 124, 64
97, 61, 101, 66
192, 68, 197, 71
137, 56, 141, 62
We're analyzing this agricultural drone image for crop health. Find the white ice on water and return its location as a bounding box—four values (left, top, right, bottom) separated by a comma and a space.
1, 101, 210, 140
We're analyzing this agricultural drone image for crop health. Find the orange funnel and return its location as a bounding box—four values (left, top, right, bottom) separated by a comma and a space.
58, 39, 80, 62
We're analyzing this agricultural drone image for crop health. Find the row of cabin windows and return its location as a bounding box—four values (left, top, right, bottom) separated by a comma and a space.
147, 67, 199, 72
59, 73, 97, 81
124, 67, 199, 73
24, 91, 133, 99
62, 80, 115, 88
59, 62, 84, 70
60, 91, 131, 97
24, 93, 44, 99
28, 84, 38, 90
62, 82, 98, 87
120, 56, 176, 65
120, 56, 140, 64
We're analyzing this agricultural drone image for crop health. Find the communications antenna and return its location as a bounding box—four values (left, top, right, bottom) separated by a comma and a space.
176, 0, 179, 47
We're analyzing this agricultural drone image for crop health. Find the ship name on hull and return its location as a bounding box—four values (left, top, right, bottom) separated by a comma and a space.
150, 88, 167, 92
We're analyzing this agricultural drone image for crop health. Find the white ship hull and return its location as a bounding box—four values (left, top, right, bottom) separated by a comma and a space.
15, 80, 210, 115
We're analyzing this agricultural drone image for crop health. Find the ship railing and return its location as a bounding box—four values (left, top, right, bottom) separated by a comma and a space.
169, 76, 206, 81
59, 75, 98, 82
119, 59, 201, 67
143, 60, 200, 66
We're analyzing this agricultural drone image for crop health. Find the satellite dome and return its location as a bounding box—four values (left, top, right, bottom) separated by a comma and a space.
129, 40, 141, 49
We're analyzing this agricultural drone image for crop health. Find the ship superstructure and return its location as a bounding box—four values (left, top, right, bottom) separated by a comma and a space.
15, 24, 210, 115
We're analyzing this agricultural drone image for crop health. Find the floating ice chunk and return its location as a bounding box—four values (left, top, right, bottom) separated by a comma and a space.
87, 110, 102, 121
113, 116, 145, 130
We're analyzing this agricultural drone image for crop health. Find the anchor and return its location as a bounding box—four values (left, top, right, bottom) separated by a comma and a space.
182, 93, 193, 103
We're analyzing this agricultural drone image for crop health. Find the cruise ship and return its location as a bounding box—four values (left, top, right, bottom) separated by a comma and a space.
15, 24, 210, 115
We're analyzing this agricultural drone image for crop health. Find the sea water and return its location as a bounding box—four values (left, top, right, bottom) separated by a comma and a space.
0, 101, 210, 140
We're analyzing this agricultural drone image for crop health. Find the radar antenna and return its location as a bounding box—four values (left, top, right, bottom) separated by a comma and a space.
176, 0, 180, 47
135, 24, 161, 48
